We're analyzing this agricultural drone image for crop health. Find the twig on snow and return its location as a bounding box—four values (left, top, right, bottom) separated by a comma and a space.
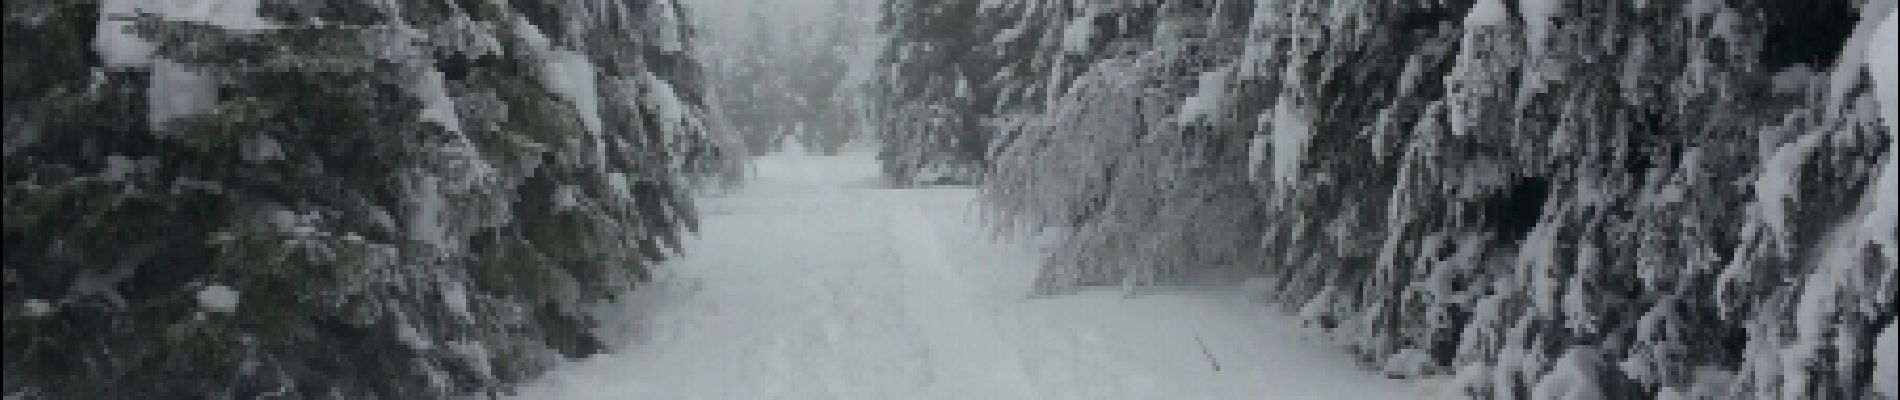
1195, 334, 1222, 372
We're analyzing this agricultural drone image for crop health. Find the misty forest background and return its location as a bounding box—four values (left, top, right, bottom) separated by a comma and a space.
5, 0, 1897, 399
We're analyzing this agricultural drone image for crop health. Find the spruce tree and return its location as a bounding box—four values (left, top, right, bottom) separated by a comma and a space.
878, 0, 1900, 397
4, 0, 735, 397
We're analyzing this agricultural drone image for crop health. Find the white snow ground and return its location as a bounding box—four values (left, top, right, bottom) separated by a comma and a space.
512, 152, 1432, 400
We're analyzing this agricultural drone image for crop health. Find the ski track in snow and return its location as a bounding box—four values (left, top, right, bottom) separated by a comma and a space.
512, 152, 1428, 400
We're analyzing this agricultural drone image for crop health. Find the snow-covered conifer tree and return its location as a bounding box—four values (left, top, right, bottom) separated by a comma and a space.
3, 0, 737, 397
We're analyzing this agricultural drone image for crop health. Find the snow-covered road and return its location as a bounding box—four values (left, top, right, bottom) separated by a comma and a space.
512, 152, 1427, 400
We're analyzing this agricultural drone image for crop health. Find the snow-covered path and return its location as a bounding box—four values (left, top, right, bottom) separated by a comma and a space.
512, 152, 1425, 400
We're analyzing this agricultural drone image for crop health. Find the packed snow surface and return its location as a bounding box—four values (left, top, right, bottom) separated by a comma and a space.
514, 152, 1427, 399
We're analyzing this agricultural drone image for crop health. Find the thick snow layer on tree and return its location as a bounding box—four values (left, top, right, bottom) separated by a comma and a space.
1466, 0, 1508, 27
1530, 348, 1604, 400
1178, 67, 1230, 125
1879, 322, 1899, 398
1063, 13, 1093, 54
641, 71, 691, 138
21, 299, 55, 317
513, 153, 1432, 400
1875, 10, 1900, 137
543, 50, 606, 135
195, 284, 239, 313
1262, 98, 1313, 185
145, 60, 217, 128
653, 0, 686, 53
96, 0, 277, 127
1869, 10, 1900, 268
415, 65, 463, 134
1516, 0, 1558, 52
